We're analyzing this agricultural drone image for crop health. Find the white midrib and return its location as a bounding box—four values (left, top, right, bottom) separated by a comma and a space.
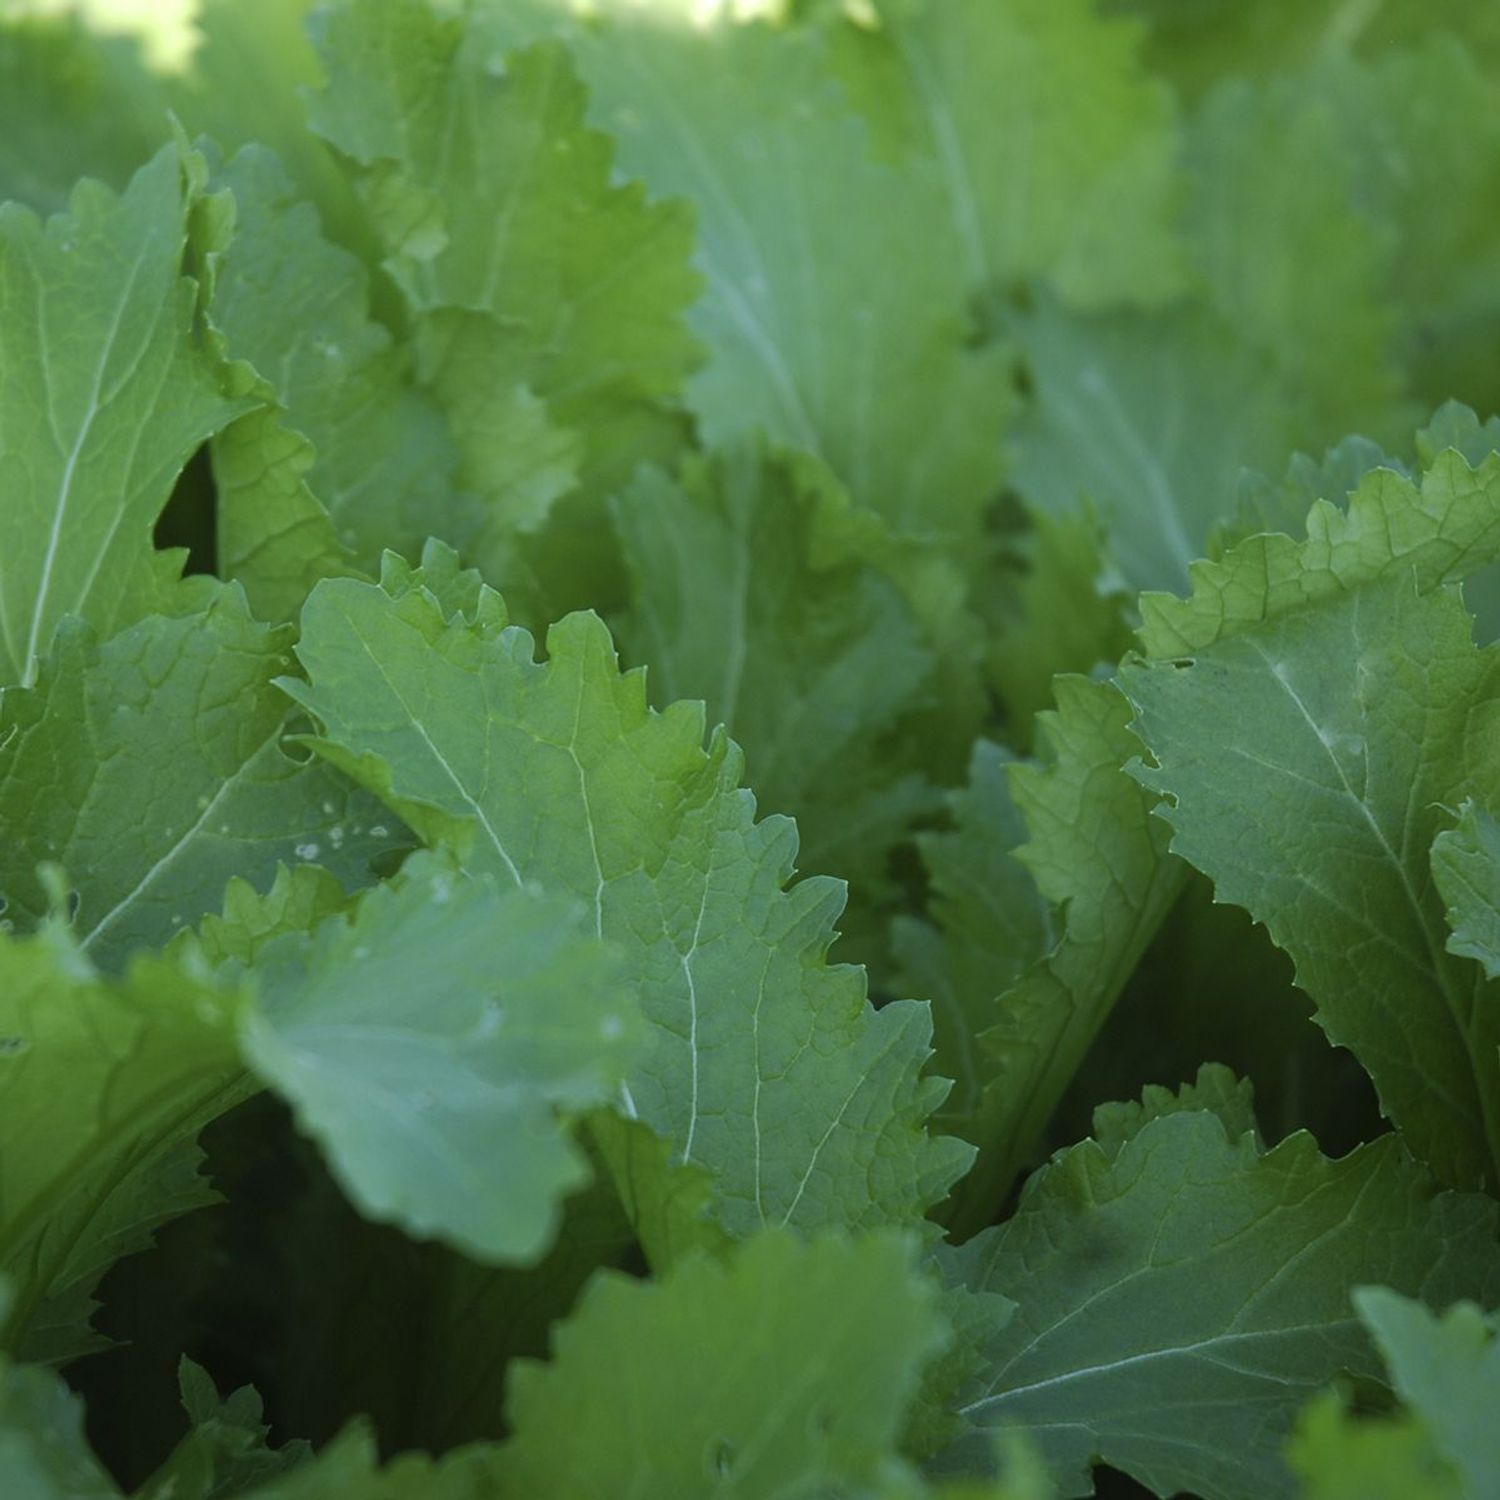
23, 242, 151, 688
962, 1323, 1326, 1417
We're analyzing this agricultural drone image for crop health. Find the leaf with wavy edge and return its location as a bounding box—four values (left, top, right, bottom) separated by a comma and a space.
280, 545, 972, 1240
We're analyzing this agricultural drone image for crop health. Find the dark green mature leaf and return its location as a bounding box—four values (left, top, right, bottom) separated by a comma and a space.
945, 1106, 1500, 1500
614, 444, 938, 892
497, 1230, 948, 1498
240, 850, 642, 1264
0, 144, 251, 687
281, 549, 972, 1240
0, 929, 249, 1364
0, 592, 396, 971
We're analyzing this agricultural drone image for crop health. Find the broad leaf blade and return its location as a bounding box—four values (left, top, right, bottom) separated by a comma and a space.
0, 592, 399, 971
497, 1231, 948, 1497
283, 557, 972, 1239
946, 1107, 1500, 1500
0, 145, 250, 687
241, 851, 642, 1264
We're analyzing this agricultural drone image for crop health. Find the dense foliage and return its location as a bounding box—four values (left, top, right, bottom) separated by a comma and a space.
5, 1, 1500, 1496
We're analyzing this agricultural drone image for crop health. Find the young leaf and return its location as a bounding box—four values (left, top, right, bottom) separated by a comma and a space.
1287, 1394, 1461, 1500
933, 677, 1184, 1228
239, 851, 642, 1265
0, 591, 397, 971
944, 1106, 1500, 1500
0, 930, 249, 1364
281, 552, 972, 1240
496, 1231, 948, 1498
0, 144, 251, 687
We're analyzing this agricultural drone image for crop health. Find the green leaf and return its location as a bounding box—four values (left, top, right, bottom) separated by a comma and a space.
308, 0, 700, 568
613, 444, 939, 892
281, 552, 972, 1239
1011, 299, 1303, 592
492, 1, 1010, 550
941, 677, 1183, 1229
1433, 801, 1500, 981
945, 1105, 1500, 1500
1127, 579, 1500, 1191
1286, 1393, 1461, 1500
0, 591, 399, 971
0, 144, 251, 687
894, 739, 1052, 1135
0, 930, 248, 1364
239, 850, 642, 1264
203, 144, 459, 618
0, 1337, 119, 1498
826, 0, 1183, 308
1121, 450, 1500, 1188
496, 1230, 949, 1498
1183, 72, 1397, 437
1354, 1288, 1500, 1498
136, 1360, 308, 1500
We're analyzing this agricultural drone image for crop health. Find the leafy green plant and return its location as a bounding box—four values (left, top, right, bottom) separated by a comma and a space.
5, 0, 1500, 1496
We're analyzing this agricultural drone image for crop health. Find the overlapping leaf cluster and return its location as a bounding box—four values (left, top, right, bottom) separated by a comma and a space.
5, 0, 1500, 1496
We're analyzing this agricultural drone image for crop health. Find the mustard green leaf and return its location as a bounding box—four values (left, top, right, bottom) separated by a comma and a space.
239, 850, 643, 1264
1011, 299, 1302, 592
1353, 1288, 1500, 1499
487, 0, 1011, 551
203, 143, 459, 617
282, 558, 972, 1239
1433, 801, 1500, 982
0, 591, 399, 971
0, 144, 252, 686
946, 1106, 1500, 1500
0, 929, 249, 1364
613, 444, 939, 892
496, 1230, 949, 1499
827, 0, 1183, 309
